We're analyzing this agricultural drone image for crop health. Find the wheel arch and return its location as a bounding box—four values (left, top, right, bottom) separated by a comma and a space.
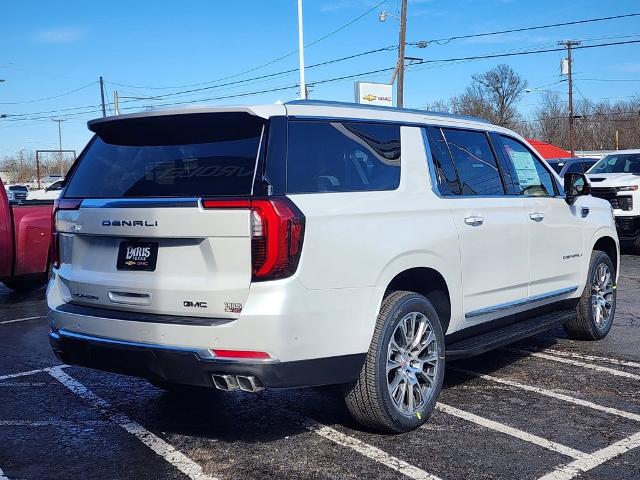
384, 267, 452, 334
592, 234, 619, 278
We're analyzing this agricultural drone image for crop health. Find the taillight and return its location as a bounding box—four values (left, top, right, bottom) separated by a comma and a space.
202, 197, 305, 281
250, 198, 305, 281
51, 198, 82, 268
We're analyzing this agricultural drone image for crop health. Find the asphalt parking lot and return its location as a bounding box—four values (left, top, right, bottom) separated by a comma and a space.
1, 255, 639, 480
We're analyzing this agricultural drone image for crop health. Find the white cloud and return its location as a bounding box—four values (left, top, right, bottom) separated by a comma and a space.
34, 27, 87, 44
616, 63, 640, 73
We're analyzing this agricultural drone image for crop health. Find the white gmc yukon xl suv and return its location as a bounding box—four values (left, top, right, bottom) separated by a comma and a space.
587, 150, 640, 251
48, 100, 619, 433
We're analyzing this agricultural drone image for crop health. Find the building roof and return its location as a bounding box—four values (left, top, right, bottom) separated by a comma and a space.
526, 139, 571, 159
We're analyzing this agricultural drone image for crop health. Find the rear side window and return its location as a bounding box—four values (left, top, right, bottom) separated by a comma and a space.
441, 128, 505, 196
424, 127, 461, 195
65, 113, 264, 198
286, 121, 400, 194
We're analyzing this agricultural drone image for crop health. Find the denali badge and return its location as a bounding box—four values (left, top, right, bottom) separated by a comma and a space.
102, 220, 158, 227
184, 301, 208, 308
563, 253, 582, 260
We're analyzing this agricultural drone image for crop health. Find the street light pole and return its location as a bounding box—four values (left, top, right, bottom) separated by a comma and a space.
297, 0, 307, 100
51, 118, 66, 176
396, 0, 408, 108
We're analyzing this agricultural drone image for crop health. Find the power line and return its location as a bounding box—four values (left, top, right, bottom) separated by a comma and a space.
578, 78, 640, 82
6, 38, 640, 121
409, 39, 640, 66
0, 81, 97, 105
417, 12, 640, 45
108, 45, 396, 104
108, 0, 388, 91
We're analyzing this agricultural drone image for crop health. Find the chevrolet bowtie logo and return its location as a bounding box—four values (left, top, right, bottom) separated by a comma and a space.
362, 94, 377, 102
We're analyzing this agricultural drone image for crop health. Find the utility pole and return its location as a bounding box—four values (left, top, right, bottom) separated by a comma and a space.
559, 40, 581, 156
51, 118, 66, 176
297, 0, 307, 100
396, 0, 408, 108
114, 90, 120, 115
99, 76, 106, 117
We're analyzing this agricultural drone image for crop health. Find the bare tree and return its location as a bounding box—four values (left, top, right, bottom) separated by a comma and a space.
445, 64, 527, 127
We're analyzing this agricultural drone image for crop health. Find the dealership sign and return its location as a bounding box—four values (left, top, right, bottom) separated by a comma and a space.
354, 82, 393, 107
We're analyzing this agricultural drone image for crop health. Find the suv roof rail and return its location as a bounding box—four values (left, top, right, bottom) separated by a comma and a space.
284, 99, 492, 124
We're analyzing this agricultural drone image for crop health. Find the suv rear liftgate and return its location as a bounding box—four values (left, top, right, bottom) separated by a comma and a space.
49, 110, 308, 388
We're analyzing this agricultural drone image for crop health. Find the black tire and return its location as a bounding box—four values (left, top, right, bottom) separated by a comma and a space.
2, 275, 47, 293
343, 290, 446, 433
565, 250, 617, 340
634, 236, 640, 255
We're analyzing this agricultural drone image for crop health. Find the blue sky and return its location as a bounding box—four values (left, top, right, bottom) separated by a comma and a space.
1, 0, 639, 155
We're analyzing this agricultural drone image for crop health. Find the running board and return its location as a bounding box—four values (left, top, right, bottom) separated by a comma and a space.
445, 310, 575, 360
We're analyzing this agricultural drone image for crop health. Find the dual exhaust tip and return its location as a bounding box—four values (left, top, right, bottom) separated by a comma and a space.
211, 374, 264, 393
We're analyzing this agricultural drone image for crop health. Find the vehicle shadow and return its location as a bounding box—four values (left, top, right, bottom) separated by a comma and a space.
0, 284, 46, 305
111, 329, 568, 442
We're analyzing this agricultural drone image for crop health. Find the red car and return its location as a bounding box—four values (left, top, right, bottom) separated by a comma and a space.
1, 177, 53, 292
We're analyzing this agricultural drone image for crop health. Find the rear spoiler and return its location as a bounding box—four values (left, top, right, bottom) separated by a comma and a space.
87, 105, 285, 132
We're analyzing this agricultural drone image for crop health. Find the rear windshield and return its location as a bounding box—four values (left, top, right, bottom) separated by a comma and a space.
590, 154, 640, 174
8, 186, 28, 192
65, 113, 264, 198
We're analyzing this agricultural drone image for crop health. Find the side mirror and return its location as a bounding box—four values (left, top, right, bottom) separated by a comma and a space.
564, 172, 590, 205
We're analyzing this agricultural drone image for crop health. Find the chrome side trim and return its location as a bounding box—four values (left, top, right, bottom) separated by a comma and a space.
528, 286, 579, 304
465, 286, 579, 319
465, 298, 528, 319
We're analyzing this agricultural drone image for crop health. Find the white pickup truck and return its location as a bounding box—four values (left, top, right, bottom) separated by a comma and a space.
588, 150, 640, 251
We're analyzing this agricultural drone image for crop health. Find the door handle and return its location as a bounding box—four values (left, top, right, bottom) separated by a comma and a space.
529, 212, 545, 222
464, 216, 484, 226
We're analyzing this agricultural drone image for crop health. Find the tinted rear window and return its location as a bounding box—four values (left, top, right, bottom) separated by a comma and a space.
441, 128, 505, 195
286, 120, 401, 194
65, 113, 264, 198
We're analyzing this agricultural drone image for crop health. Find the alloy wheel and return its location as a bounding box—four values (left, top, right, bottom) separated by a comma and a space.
386, 312, 439, 415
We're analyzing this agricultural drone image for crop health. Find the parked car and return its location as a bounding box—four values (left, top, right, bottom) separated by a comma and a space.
0, 177, 53, 292
587, 149, 640, 250
546, 157, 597, 177
5, 184, 29, 203
48, 101, 619, 433
27, 179, 65, 200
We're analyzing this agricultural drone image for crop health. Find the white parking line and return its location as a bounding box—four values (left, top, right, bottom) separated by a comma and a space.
0, 419, 105, 427
538, 430, 640, 480
302, 418, 441, 480
0, 316, 46, 325
0, 365, 68, 381
451, 367, 640, 422
506, 348, 640, 381
46, 366, 218, 480
0, 382, 47, 387
539, 348, 640, 370
436, 403, 588, 460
